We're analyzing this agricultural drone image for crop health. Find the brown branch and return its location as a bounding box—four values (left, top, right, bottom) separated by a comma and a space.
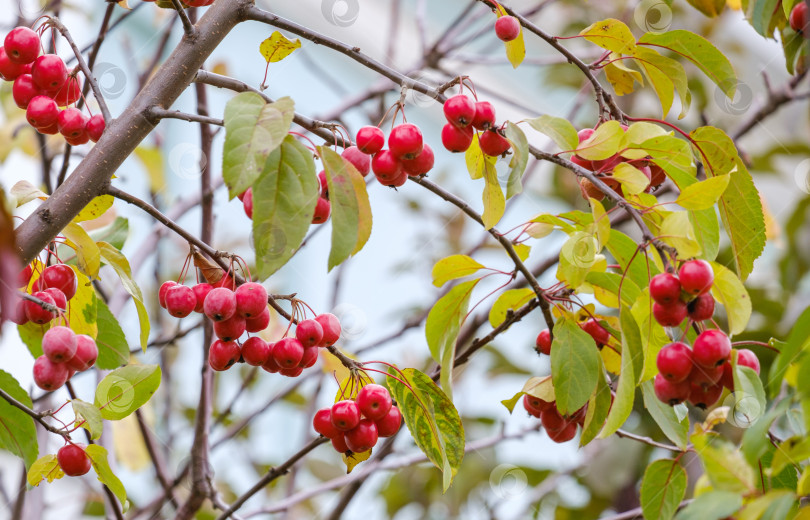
149, 107, 223, 126
0, 388, 66, 437
170, 0, 196, 37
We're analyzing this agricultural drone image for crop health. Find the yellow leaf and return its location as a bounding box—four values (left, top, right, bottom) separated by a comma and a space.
117, 0, 130, 8
10, 180, 48, 207
67, 266, 98, 338
113, 409, 151, 471
74, 195, 114, 223
260, 31, 301, 63
580, 19, 637, 55
513, 243, 531, 262
432, 255, 485, 287
62, 223, 101, 279
612, 162, 651, 195
605, 61, 641, 96
522, 375, 555, 402
98, 242, 150, 350
134, 147, 165, 194
726, 0, 741, 9
342, 448, 372, 473
494, 7, 525, 68
27, 455, 64, 486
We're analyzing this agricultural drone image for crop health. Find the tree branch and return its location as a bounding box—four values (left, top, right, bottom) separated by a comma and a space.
0, 388, 66, 437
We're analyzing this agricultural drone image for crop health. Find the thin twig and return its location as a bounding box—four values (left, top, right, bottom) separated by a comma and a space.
170, 0, 196, 38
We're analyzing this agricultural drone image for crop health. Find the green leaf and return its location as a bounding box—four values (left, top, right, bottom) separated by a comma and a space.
576, 121, 624, 161
770, 436, 810, 476
638, 30, 736, 99
94, 298, 129, 370
580, 19, 637, 54
691, 127, 765, 280
94, 365, 161, 420
612, 162, 651, 195
527, 115, 579, 152
222, 93, 294, 198
599, 307, 641, 438
431, 255, 486, 288
579, 361, 612, 446
747, 0, 780, 36
633, 290, 671, 382
641, 459, 688, 520
675, 176, 731, 210
259, 31, 301, 63
690, 208, 721, 262
72, 399, 103, 440
730, 363, 766, 430
607, 229, 661, 289
738, 491, 796, 520
253, 135, 319, 278
88, 217, 129, 251
27, 455, 64, 486
586, 271, 641, 309
426, 280, 479, 400
85, 444, 128, 512
503, 122, 528, 198
62, 222, 101, 279
465, 134, 489, 180
386, 368, 465, 491
489, 288, 535, 328
769, 306, 810, 397
659, 211, 702, 258
98, 242, 149, 351
550, 317, 600, 415
691, 431, 757, 493
0, 370, 38, 468
741, 398, 791, 465
481, 151, 505, 230
321, 146, 373, 271
675, 490, 742, 520
632, 47, 691, 119
641, 381, 689, 450
709, 261, 752, 336
684, 0, 726, 17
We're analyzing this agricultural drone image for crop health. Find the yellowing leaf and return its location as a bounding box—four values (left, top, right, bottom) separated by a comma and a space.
74, 195, 114, 223
612, 162, 650, 195
709, 261, 751, 336
98, 242, 150, 350
27, 455, 64, 486
494, 7, 525, 68
489, 288, 535, 328
68, 267, 98, 338
659, 212, 701, 258
527, 115, 579, 152
580, 19, 637, 55
432, 255, 486, 287
576, 121, 624, 160
481, 154, 505, 230
113, 412, 151, 471
675, 175, 731, 210
685, 0, 726, 17
62, 222, 101, 279
605, 59, 643, 96
134, 147, 165, 194
465, 134, 493, 180
342, 448, 372, 473
259, 31, 301, 63
590, 198, 611, 249
10, 180, 48, 207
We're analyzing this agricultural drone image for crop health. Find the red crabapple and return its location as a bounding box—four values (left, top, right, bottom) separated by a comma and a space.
737, 349, 761, 375
656, 342, 693, 383
245, 307, 271, 333
39, 264, 77, 300
204, 287, 237, 322
523, 394, 553, 417
653, 373, 690, 405
0, 47, 29, 80
371, 150, 403, 182
296, 319, 324, 348
243, 188, 253, 218
471, 101, 496, 130
375, 405, 402, 437
356, 384, 393, 421
345, 419, 378, 453
495, 15, 521, 42
165, 285, 196, 318
12, 74, 39, 108
692, 329, 731, 368
331, 434, 350, 453
213, 314, 246, 342
31, 54, 67, 91
66, 335, 98, 372
479, 129, 511, 156
649, 273, 681, 304
58, 108, 88, 140
441, 123, 474, 152
342, 146, 371, 176
388, 123, 423, 160
331, 400, 361, 431
581, 318, 610, 346
790, 2, 808, 35
57, 443, 92, 476
401, 144, 434, 177
688, 382, 722, 409
687, 292, 715, 322
356, 126, 385, 155
653, 301, 687, 328
280, 366, 304, 378
86, 114, 106, 143
25, 291, 56, 324
158, 281, 177, 308
547, 422, 578, 443
234, 282, 268, 318
241, 336, 271, 366
192, 283, 213, 313
313, 408, 341, 438
26, 95, 59, 129
4, 27, 40, 64
678, 259, 714, 296
17, 265, 32, 288
312, 197, 331, 224
299, 346, 319, 368
315, 313, 341, 345
272, 337, 304, 368
443, 95, 476, 128
44, 288, 67, 312
535, 329, 551, 355
33, 355, 69, 391
42, 325, 77, 364
689, 363, 724, 386
261, 348, 281, 373
208, 340, 241, 371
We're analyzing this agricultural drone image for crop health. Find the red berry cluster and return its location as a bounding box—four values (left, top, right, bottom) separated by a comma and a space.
440, 94, 510, 157
534, 317, 611, 356
34, 325, 99, 392
650, 259, 715, 328
654, 331, 761, 409
522, 394, 586, 443
573, 127, 666, 201
57, 443, 92, 477
313, 384, 402, 454
1, 26, 105, 143
359, 123, 434, 187
159, 276, 342, 376
494, 16, 521, 42
790, 2, 808, 36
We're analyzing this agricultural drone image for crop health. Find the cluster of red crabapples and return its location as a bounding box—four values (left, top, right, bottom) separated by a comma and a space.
573, 126, 666, 202
522, 394, 587, 443
11, 263, 99, 392
356, 122, 435, 187
313, 383, 402, 454
159, 272, 343, 376
654, 331, 761, 409
440, 92, 512, 157
0, 25, 105, 144
649, 259, 716, 328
